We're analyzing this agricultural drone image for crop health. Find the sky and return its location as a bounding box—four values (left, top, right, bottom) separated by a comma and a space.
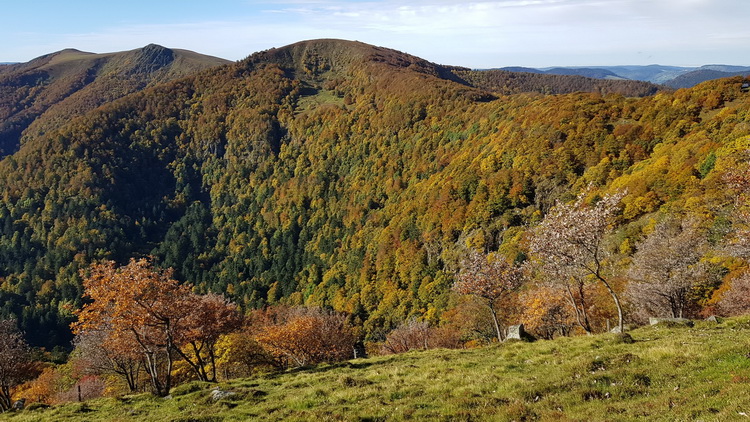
2, 0, 748, 68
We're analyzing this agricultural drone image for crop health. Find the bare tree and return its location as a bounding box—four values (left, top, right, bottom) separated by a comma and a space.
626, 218, 706, 319
452, 251, 524, 342
381, 319, 433, 354
529, 191, 626, 332
528, 261, 594, 335
72, 328, 143, 393
718, 272, 750, 315
0, 319, 35, 411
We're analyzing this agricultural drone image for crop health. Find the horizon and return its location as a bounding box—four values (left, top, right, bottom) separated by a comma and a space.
3, 1, 749, 68
1, 40, 748, 70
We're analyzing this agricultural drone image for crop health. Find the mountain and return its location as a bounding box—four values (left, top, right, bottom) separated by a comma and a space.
665, 67, 750, 89
455, 68, 659, 96
589, 65, 691, 84
500, 66, 544, 74
0, 44, 229, 156
495, 64, 750, 87
0, 39, 749, 349
542, 67, 624, 80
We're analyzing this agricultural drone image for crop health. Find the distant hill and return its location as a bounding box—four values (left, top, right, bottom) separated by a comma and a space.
455, 68, 660, 96
542, 67, 624, 80
0, 44, 229, 155
496, 64, 750, 87
665, 68, 750, 89
500, 66, 544, 74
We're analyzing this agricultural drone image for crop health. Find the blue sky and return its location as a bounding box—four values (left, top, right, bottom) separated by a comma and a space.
2, 0, 749, 67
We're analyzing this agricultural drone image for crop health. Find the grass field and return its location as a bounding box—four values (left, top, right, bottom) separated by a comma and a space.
5, 317, 750, 421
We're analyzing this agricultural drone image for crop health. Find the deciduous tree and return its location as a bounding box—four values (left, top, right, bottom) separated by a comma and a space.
73, 259, 193, 396
452, 251, 524, 342
71, 328, 142, 393
529, 191, 626, 332
174, 293, 243, 382
254, 307, 357, 367
0, 319, 35, 411
627, 218, 706, 319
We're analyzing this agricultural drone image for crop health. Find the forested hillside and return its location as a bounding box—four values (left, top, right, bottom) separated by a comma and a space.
1, 39, 749, 350
0, 44, 229, 156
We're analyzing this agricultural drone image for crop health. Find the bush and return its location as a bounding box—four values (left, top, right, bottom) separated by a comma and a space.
254, 306, 358, 367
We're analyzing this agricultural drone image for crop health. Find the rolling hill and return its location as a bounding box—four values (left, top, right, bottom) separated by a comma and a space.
0, 38, 749, 351
665, 68, 750, 89
495, 64, 750, 87
0, 44, 229, 156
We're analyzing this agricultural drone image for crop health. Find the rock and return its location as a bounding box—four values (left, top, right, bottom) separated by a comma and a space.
506, 324, 535, 342
704, 315, 720, 323
12, 399, 25, 410
611, 333, 635, 344
649, 317, 694, 327
210, 388, 237, 401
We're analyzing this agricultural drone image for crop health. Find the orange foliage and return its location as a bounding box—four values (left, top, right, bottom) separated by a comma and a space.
520, 286, 575, 339
254, 307, 357, 367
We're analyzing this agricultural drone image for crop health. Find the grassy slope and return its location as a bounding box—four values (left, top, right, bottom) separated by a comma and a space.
6, 318, 750, 421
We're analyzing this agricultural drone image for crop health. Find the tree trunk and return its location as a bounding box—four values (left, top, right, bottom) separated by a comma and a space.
565, 282, 592, 335
0, 385, 11, 412
596, 275, 624, 333
174, 343, 210, 382
488, 303, 503, 342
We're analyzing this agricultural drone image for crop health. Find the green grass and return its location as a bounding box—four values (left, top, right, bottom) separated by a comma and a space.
6, 317, 750, 421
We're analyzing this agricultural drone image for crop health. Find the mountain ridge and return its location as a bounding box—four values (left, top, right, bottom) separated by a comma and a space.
0, 44, 230, 156
494, 63, 750, 87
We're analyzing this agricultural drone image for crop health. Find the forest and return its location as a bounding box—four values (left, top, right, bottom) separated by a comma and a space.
2, 39, 750, 405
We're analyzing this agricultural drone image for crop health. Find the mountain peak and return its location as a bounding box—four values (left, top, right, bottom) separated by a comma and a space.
125, 43, 175, 74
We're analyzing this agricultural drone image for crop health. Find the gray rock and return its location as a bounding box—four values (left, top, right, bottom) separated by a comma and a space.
211, 388, 237, 401
506, 324, 534, 341
704, 315, 720, 323
12, 399, 25, 410
649, 317, 694, 327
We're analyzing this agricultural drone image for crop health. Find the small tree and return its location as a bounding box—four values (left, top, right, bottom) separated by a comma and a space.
0, 319, 35, 411
627, 218, 706, 319
718, 272, 750, 315
174, 293, 243, 382
530, 191, 626, 332
72, 328, 143, 393
382, 319, 432, 354
452, 251, 524, 342
214, 331, 278, 379
521, 286, 575, 339
73, 259, 194, 396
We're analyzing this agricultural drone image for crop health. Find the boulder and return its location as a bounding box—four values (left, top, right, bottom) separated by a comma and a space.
704, 315, 720, 323
649, 317, 694, 327
211, 388, 237, 401
506, 324, 535, 342
12, 399, 25, 411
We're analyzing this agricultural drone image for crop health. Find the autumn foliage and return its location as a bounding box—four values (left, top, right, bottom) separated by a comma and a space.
73, 259, 241, 395
453, 251, 524, 341
254, 307, 357, 367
